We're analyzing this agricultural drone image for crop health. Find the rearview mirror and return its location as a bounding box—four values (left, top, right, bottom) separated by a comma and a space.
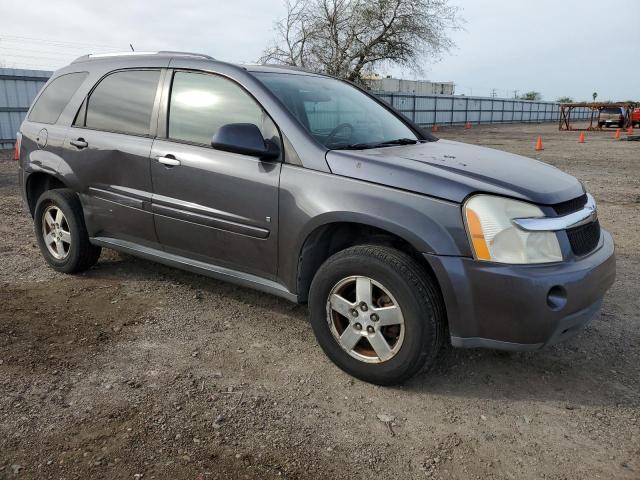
211, 123, 279, 160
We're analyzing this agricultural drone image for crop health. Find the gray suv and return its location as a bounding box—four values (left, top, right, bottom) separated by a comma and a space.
17, 52, 615, 385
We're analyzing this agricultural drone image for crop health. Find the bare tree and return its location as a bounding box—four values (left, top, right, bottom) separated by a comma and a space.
260, 0, 461, 82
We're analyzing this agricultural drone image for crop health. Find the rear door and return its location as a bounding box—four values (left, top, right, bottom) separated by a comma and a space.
64, 69, 163, 247
150, 70, 282, 279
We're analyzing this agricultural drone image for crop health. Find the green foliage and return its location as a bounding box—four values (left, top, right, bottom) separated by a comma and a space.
522, 91, 541, 101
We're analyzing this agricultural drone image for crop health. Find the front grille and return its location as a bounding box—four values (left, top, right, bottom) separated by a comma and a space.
552, 194, 588, 216
567, 219, 600, 256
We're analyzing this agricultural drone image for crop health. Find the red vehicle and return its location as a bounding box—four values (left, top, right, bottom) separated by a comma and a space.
632, 108, 640, 128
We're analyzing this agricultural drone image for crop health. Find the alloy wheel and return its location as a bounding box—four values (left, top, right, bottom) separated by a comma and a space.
326, 275, 405, 363
42, 204, 71, 260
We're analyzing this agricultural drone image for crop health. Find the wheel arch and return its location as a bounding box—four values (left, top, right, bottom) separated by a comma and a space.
24, 171, 69, 217
294, 215, 442, 303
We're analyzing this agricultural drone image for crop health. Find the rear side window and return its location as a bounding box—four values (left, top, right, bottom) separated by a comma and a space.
28, 72, 88, 124
83, 70, 160, 136
168, 71, 270, 145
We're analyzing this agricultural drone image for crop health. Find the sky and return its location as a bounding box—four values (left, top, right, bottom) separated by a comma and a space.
1, 0, 638, 101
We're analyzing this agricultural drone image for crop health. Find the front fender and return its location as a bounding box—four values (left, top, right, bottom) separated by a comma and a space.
277, 164, 471, 293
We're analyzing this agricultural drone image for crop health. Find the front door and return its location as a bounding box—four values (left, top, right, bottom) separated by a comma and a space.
64, 69, 162, 247
150, 70, 281, 279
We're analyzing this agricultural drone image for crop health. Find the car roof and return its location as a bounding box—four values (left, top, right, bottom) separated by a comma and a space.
71, 51, 215, 64
70, 51, 320, 77
241, 64, 323, 76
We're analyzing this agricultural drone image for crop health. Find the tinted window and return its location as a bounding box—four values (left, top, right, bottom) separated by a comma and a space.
602, 107, 622, 115
85, 70, 160, 136
254, 72, 426, 148
169, 72, 269, 145
28, 72, 88, 124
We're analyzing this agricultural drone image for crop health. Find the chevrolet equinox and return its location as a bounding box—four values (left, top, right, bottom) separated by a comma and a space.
17, 52, 616, 385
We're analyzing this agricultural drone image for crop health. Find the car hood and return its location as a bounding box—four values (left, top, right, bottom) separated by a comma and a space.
325, 139, 584, 205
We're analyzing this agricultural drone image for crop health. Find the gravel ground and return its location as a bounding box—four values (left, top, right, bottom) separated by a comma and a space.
0, 123, 638, 480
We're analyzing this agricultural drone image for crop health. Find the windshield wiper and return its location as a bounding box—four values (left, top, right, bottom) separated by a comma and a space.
378, 138, 420, 146
329, 138, 420, 150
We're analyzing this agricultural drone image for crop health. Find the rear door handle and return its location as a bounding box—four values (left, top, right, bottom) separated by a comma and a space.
70, 138, 88, 149
157, 155, 181, 167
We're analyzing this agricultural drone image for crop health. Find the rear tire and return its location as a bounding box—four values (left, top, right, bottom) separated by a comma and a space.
308, 245, 445, 385
34, 189, 101, 274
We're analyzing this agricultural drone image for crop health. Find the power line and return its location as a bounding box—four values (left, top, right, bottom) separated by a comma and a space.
0, 46, 94, 57
0, 34, 122, 50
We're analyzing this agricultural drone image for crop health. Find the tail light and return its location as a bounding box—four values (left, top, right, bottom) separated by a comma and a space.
14, 132, 22, 161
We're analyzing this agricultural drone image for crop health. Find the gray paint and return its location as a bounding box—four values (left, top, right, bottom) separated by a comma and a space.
17, 53, 616, 351
428, 230, 615, 346
326, 139, 584, 205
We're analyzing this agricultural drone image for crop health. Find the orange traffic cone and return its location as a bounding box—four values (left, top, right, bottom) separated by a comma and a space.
535, 136, 544, 151
465, 122, 471, 129
432, 124, 439, 132
579, 132, 585, 143
614, 128, 621, 140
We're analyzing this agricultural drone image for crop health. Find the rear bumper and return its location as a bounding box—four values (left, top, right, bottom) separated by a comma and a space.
425, 229, 616, 351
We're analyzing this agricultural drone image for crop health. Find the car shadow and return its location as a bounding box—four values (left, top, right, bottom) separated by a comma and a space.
83, 250, 307, 316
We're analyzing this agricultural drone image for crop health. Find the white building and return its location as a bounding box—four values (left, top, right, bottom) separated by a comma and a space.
365, 74, 455, 96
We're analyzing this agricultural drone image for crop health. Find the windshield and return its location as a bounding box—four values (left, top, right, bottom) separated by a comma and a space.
253, 72, 430, 148
602, 107, 622, 115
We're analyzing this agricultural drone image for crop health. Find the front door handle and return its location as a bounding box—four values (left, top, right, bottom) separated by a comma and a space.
157, 155, 181, 167
70, 138, 88, 149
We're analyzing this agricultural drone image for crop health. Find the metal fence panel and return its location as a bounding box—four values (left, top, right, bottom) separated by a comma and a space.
0, 68, 51, 149
373, 91, 591, 128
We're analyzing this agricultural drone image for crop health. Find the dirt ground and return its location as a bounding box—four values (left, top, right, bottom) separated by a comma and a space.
1, 123, 638, 480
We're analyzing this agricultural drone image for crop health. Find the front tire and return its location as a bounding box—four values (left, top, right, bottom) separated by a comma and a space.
308, 245, 445, 385
34, 189, 101, 274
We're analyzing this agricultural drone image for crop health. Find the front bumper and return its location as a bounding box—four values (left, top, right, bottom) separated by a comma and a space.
425, 229, 616, 351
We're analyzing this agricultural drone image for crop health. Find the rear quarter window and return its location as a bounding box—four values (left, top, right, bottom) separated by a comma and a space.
82, 70, 161, 136
28, 72, 88, 124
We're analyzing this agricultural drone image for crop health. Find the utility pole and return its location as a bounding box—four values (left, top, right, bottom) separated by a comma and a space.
490, 89, 497, 98
513, 90, 519, 99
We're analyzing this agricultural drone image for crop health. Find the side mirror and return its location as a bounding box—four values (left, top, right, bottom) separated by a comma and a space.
211, 123, 280, 160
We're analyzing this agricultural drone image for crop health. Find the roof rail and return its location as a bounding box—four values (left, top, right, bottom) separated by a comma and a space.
72, 51, 215, 63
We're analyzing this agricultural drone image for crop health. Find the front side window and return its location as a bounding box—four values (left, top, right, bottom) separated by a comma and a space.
168, 71, 274, 146
253, 72, 429, 148
83, 70, 160, 136
28, 72, 88, 124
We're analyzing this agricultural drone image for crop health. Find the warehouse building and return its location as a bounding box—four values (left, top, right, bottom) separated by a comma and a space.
365, 74, 455, 96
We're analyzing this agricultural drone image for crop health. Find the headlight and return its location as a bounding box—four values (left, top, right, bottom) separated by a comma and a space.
463, 195, 562, 264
